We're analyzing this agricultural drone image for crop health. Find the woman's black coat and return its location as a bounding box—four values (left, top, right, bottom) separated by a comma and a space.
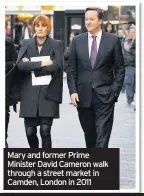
12, 37, 63, 118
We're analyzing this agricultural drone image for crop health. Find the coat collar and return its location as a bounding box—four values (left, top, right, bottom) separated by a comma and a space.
16, 36, 53, 65
28, 36, 52, 57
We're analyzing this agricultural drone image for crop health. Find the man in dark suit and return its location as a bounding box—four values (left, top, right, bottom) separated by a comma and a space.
67, 7, 125, 148
6, 36, 18, 148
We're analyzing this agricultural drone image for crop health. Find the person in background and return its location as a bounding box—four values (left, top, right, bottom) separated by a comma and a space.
64, 32, 79, 73
121, 26, 136, 108
118, 28, 126, 93
5, 36, 18, 148
17, 15, 63, 148
14, 20, 23, 46
118, 28, 126, 44
104, 21, 114, 33
69, 32, 79, 43
5, 21, 11, 37
22, 21, 33, 40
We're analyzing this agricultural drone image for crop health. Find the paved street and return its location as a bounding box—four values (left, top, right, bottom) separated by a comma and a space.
7, 78, 136, 189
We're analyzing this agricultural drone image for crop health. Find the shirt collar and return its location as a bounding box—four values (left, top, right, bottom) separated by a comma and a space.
35, 34, 48, 47
88, 29, 102, 40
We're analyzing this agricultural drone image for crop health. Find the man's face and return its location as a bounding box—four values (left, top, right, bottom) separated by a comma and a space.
118, 30, 125, 38
128, 28, 135, 38
85, 10, 102, 33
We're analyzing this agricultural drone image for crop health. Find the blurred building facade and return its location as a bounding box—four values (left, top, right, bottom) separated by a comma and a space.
5, 5, 136, 48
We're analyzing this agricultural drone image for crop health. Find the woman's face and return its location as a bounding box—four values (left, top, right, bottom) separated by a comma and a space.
34, 21, 48, 38
107, 24, 113, 33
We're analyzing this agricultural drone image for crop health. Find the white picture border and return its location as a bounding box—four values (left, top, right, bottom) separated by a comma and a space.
1, 0, 140, 193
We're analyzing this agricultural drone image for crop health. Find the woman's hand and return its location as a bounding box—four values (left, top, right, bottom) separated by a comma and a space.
22, 57, 30, 62
41, 59, 53, 67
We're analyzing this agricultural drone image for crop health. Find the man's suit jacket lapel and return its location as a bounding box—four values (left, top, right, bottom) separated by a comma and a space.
93, 31, 107, 69
83, 33, 92, 70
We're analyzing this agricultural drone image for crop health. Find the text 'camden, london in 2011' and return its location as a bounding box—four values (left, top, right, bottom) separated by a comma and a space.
4, 149, 119, 190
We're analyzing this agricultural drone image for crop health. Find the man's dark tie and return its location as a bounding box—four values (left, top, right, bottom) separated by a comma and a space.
90, 36, 97, 68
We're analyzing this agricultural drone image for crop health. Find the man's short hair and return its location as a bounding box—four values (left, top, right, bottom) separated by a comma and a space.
118, 28, 124, 31
128, 25, 136, 31
85, 7, 105, 20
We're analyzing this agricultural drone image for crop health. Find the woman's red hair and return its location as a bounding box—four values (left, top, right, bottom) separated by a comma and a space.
32, 15, 51, 34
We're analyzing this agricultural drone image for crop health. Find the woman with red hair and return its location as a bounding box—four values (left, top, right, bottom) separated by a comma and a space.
17, 15, 63, 148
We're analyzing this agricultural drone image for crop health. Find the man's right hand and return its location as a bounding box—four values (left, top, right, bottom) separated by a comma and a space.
70, 93, 79, 107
